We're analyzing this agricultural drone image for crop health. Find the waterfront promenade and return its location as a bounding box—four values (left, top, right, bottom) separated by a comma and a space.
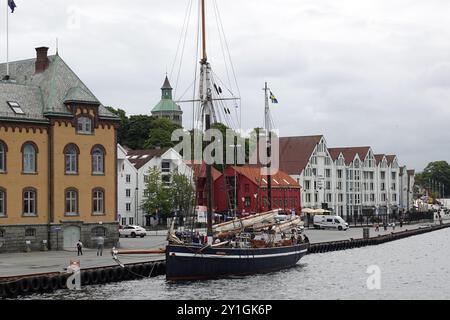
0, 220, 448, 278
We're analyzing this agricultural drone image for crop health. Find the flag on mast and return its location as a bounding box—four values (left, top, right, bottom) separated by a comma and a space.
269, 91, 278, 104
8, 0, 17, 13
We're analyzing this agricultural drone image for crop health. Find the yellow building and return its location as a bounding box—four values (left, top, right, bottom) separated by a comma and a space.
0, 47, 120, 252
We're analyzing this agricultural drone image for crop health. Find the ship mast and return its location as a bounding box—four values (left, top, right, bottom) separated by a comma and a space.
264, 82, 272, 211
200, 0, 214, 245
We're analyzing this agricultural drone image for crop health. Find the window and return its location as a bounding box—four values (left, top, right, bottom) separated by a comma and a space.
244, 197, 251, 207
8, 101, 25, 114
326, 181, 331, 190
325, 157, 331, 166
305, 193, 311, 203
161, 161, 171, 173
338, 194, 343, 203
381, 171, 386, 180
337, 181, 342, 190
144, 175, 149, 183
392, 194, 397, 201
126, 174, 131, 183
121, 218, 127, 226
64, 144, 79, 174
381, 183, 385, 191
25, 228, 36, 237
65, 189, 78, 216
91, 146, 105, 175
23, 188, 37, 216
92, 189, 105, 215
0, 188, 5, 217
129, 218, 134, 226
326, 194, 332, 202
22, 143, 37, 173
392, 172, 397, 180
77, 116, 92, 134
337, 170, 342, 179
0, 141, 6, 172
162, 175, 171, 185
304, 180, 311, 190
126, 189, 131, 197
126, 203, 131, 212
325, 169, 331, 178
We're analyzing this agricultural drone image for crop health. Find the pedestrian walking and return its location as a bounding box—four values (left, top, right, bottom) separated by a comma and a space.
375, 223, 379, 232
400, 219, 403, 228
383, 222, 388, 231
96, 236, 104, 256
76, 240, 83, 256
392, 222, 396, 231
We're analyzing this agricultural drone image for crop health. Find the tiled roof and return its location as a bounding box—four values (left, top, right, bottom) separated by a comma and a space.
231, 166, 300, 189
186, 161, 222, 181
374, 154, 386, 165
328, 147, 371, 166
0, 54, 118, 122
328, 148, 343, 161
386, 155, 397, 165
127, 148, 169, 170
279, 136, 323, 174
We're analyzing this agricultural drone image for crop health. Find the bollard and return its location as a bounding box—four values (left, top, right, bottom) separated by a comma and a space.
25, 240, 31, 253
41, 240, 48, 251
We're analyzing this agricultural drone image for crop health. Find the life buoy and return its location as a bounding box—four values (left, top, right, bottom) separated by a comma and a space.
19, 278, 32, 295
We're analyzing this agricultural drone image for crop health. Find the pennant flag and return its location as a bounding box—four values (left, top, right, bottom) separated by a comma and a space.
270, 91, 278, 104
8, 0, 17, 13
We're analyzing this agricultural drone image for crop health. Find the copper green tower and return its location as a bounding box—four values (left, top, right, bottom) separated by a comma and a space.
151, 76, 183, 126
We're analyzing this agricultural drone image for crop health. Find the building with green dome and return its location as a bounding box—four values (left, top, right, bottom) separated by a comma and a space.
151, 76, 183, 127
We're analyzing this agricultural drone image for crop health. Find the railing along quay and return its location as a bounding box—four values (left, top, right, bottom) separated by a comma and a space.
0, 260, 166, 299
307, 224, 450, 254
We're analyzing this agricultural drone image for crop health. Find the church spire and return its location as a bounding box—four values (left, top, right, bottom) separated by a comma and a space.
161, 76, 173, 100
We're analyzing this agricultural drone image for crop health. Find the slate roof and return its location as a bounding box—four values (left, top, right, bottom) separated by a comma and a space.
374, 154, 386, 165
386, 155, 397, 165
126, 148, 170, 170
279, 135, 323, 175
0, 54, 118, 122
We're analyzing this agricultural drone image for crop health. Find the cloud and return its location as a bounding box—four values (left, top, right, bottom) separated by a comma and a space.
3, 0, 450, 171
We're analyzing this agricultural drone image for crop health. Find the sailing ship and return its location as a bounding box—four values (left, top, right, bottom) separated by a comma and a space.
163, 0, 309, 281
113, 0, 309, 281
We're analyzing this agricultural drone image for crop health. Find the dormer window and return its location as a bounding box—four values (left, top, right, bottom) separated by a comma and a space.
8, 101, 25, 115
77, 116, 92, 134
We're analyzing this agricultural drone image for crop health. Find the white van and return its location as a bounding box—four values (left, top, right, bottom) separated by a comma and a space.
313, 215, 349, 231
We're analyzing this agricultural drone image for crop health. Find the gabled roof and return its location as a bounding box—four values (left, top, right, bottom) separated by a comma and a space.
328, 148, 343, 161
279, 135, 323, 174
328, 147, 371, 166
374, 154, 386, 165
386, 155, 397, 165
0, 54, 118, 122
230, 166, 300, 189
126, 148, 170, 170
186, 161, 222, 181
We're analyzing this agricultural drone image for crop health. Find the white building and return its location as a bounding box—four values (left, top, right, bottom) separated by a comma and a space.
279, 136, 415, 222
117, 145, 193, 227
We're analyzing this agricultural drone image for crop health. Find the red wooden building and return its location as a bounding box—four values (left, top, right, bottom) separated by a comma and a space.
212, 166, 301, 215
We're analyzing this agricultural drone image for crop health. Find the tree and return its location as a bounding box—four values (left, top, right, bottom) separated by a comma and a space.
144, 117, 182, 149
141, 168, 172, 220
170, 172, 196, 225
415, 161, 450, 198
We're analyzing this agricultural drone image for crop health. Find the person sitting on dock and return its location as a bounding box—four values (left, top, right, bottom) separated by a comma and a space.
303, 235, 310, 243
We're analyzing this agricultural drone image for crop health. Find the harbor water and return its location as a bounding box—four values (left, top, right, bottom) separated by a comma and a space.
23, 228, 450, 300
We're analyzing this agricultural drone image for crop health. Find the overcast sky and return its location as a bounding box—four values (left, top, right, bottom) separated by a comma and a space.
2, 0, 450, 171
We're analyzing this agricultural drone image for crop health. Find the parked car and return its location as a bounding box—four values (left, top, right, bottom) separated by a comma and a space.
119, 225, 147, 238
313, 215, 349, 231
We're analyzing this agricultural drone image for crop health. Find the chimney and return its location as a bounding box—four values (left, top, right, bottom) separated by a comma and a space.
35, 47, 50, 73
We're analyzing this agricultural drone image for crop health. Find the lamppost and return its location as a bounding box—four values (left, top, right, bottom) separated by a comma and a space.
254, 193, 258, 213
